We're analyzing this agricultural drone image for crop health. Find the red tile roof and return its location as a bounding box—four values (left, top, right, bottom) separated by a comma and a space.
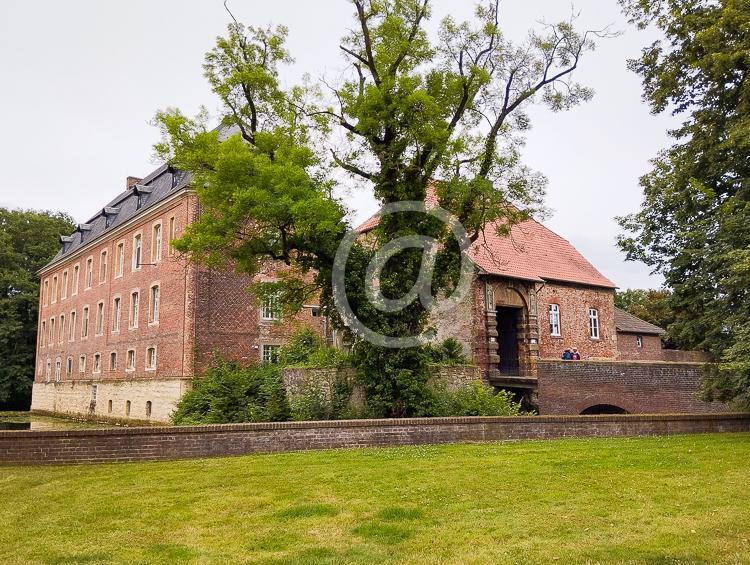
356, 192, 617, 289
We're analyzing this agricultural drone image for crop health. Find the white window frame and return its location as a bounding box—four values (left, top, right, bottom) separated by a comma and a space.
126, 349, 136, 372
261, 344, 280, 364
95, 301, 105, 336
81, 306, 90, 339
549, 304, 561, 337
69, 310, 76, 342
149, 283, 160, 325
261, 292, 281, 321
85, 257, 93, 289
129, 290, 140, 329
132, 233, 142, 271
43, 279, 49, 306
152, 222, 162, 263
145, 346, 157, 371
112, 296, 121, 333
110, 351, 118, 371
58, 314, 65, 344
636, 335, 643, 348
54, 358, 61, 383
61, 269, 68, 300
116, 241, 125, 278
51, 275, 58, 304
99, 249, 108, 284
79, 354, 86, 374
589, 308, 600, 340
72, 264, 80, 296
49, 317, 55, 347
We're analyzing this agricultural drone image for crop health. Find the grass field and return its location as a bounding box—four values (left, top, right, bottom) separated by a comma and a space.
1, 433, 749, 564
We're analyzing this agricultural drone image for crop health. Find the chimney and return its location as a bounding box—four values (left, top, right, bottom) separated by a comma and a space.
126, 176, 142, 189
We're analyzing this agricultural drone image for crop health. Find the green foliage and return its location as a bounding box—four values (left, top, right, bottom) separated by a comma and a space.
289, 372, 358, 421
0, 208, 75, 408
618, 0, 750, 407
615, 288, 682, 349
171, 357, 290, 424
279, 326, 348, 368
156, 2, 604, 418
430, 382, 523, 417
426, 338, 468, 365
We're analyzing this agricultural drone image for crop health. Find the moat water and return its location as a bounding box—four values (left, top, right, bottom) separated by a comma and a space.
0, 411, 113, 431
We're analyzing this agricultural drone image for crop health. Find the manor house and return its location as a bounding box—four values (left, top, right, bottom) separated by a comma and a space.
32, 162, 720, 423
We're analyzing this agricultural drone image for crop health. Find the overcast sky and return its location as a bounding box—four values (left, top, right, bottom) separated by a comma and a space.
0, 0, 672, 289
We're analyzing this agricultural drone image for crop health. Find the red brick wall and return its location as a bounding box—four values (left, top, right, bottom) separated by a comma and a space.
1, 413, 747, 465
193, 263, 326, 372
537, 360, 730, 415
617, 332, 664, 360
537, 283, 617, 360
35, 192, 198, 384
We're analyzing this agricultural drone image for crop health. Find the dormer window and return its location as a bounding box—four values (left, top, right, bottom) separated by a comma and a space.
134, 185, 153, 210
103, 207, 120, 228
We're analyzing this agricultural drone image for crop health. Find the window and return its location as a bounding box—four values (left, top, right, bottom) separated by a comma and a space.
261, 292, 281, 321
112, 297, 121, 332
125, 400, 131, 416
108, 399, 113, 414
126, 349, 136, 371
145, 401, 152, 418
93, 353, 101, 374
146, 347, 156, 370
82, 306, 89, 338
152, 223, 162, 262
95, 302, 105, 335
43, 279, 49, 306
110, 351, 117, 371
262, 344, 280, 364
72, 264, 80, 296
116, 242, 125, 277
45, 359, 51, 382
168, 216, 176, 256
549, 304, 561, 337
69, 310, 76, 341
79, 355, 86, 373
49, 317, 55, 346
99, 250, 108, 283
589, 308, 600, 339
51, 275, 58, 303
85, 257, 93, 289
636, 335, 643, 348
58, 314, 65, 344
55, 358, 61, 383
61, 270, 68, 300
149, 284, 160, 324
41, 320, 46, 348
91, 384, 98, 403
132, 234, 142, 270
130, 291, 139, 328
66, 356, 73, 376
311, 307, 320, 317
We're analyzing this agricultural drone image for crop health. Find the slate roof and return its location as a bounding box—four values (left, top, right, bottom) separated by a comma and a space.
42, 163, 192, 271
356, 190, 617, 289
614, 307, 666, 335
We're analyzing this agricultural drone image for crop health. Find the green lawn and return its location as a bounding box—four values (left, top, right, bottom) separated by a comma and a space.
1, 434, 749, 564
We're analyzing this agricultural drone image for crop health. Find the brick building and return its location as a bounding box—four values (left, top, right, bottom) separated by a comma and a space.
32, 164, 324, 423
33, 168, 721, 422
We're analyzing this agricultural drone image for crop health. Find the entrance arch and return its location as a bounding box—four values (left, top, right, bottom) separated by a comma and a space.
580, 404, 630, 415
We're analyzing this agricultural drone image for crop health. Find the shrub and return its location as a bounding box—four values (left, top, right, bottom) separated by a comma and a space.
290, 371, 358, 421
280, 327, 348, 368
429, 382, 523, 417
171, 357, 290, 424
426, 338, 469, 365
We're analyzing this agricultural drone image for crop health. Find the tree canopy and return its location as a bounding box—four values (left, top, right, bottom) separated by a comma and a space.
618, 0, 750, 408
157, 0, 605, 416
0, 208, 75, 408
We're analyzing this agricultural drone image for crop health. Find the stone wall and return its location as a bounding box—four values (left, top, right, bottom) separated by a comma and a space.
537, 360, 729, 415
616, 333, 712, 363
2, 413, 748, 465
30, 378, 192, 423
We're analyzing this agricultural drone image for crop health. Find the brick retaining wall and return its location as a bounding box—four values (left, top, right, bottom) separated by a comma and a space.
537, 360, 729, 415
1, 413, 747, 466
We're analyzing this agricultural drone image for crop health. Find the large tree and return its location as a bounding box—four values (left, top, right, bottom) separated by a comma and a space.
157, 0, 605, 416
615, 288, 681, 349
618, 0, 750, 409
0, 208, 75, 408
